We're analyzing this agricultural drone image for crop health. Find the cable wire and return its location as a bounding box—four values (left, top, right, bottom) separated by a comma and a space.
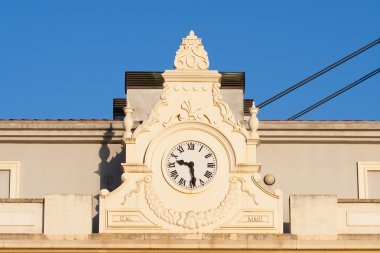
257, 38, 380, 109
288, 67, 380, 120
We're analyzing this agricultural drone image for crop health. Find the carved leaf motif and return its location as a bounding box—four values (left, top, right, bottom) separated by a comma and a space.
180, 100, 201, 119
162, 100, 212, 127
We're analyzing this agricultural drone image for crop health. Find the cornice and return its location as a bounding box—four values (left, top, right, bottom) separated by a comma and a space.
259, 120, 380, 143
0, 233, 380, 251
0, 120, 124, 143
0, 120, 379, 144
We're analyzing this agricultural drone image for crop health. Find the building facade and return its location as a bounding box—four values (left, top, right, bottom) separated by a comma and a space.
0, 31, 380, 252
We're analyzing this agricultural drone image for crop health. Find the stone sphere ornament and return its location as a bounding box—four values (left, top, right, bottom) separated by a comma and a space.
264, 174, 276, 185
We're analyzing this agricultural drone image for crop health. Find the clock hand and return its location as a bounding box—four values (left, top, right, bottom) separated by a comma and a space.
176, 160, 196, 187
188, 161, 196, 187
176, 160, 189, 166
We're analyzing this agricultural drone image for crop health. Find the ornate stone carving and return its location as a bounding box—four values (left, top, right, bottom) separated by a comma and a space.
174, 31, 209, 70
251, 173, 282, 198
133, 80, 250, 139
121, 177, 146, 205
163, 100, 213, 127
179, 100, 203, 120
120, 176, 258, 230
132, 83, 171, 136
123, 100, 134, 139
212, 83, 250, 138
248, 101, 259, 139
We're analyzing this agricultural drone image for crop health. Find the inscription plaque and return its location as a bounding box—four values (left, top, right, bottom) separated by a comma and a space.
107, 210, 160, 229
221, 210, 274, 229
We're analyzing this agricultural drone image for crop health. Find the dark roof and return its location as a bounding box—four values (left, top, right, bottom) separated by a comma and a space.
244, 99, 253, 116
113, 98, 126, 120
124, 71, 245, 92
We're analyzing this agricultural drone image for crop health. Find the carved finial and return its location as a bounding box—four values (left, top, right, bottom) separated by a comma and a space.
174, 30, 209, 70
123, 100, 134, 139
248, 100, 259, 139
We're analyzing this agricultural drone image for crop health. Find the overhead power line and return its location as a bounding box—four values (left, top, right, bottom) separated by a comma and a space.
287, 67, 380, 120
257, 38, 380, 109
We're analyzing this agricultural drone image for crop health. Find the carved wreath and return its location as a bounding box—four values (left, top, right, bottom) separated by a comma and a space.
121, 176, 258, 230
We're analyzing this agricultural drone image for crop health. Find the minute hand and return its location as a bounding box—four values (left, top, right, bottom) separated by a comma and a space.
188, 162, 196, 187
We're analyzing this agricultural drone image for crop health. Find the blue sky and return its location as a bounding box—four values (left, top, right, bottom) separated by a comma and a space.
0, 0, 379, 120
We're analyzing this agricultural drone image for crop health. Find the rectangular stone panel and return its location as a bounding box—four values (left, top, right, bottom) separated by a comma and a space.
44, 194, 92, 235
290, 195, 338, 237
347, 211, 380, 226
0, 202, 43, 233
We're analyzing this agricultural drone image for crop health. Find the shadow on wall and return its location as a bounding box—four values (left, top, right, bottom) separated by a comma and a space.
93, 123, 125, 233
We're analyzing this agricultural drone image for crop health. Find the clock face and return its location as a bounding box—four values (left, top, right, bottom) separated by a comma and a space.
165, 140, 217, 191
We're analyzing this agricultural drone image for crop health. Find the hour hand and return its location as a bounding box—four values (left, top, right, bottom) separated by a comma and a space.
176, 160, 188, 166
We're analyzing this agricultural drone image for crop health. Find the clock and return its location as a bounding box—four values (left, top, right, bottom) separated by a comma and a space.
164, 140, 217, 193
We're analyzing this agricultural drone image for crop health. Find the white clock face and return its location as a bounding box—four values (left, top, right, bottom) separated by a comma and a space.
165, 140, 217, 191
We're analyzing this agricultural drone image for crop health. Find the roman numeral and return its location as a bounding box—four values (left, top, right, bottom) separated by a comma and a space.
199, 179, 205, 185
179, 178, 186, 187
204, 171, 213, 178
199, 145, 203, 152
168, 162, 175, 168
170, 170, 178, 179
176, 145, 184, 153
207, 163, 215, 168
170, 153, 178, 159
205, 153, 212, 159
187, 142, 195, 150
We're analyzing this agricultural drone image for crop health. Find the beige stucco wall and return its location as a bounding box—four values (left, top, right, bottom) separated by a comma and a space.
0, 120, 125, 232
0, 143, 123, 197
259, 143, 380, 223
1, 120, 379, 232
258, 121, 380, 226
259, 142, 380, 197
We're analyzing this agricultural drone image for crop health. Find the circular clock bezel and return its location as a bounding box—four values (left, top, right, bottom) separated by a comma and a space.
162, 140, 218, 194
